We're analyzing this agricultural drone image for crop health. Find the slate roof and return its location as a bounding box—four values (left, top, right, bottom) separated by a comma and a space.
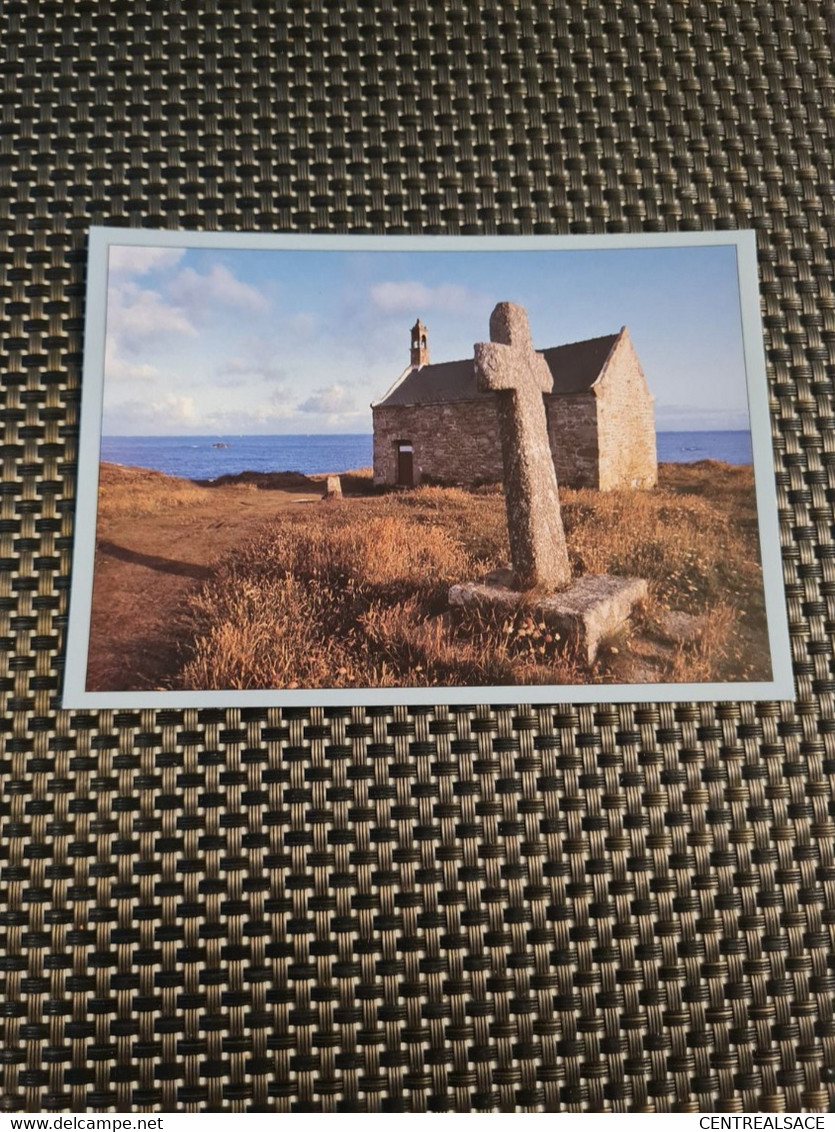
375, 331, 621, 408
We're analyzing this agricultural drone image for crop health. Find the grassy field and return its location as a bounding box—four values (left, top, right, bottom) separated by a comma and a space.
136, 461, 773, 691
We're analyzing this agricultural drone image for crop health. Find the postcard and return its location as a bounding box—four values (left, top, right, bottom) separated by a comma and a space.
63, 229, 793, 707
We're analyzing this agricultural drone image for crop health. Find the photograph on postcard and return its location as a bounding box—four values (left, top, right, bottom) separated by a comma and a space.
63, 231, 793, 707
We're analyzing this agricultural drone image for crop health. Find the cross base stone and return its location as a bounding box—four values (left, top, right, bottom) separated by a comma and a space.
448, 573, 648, 666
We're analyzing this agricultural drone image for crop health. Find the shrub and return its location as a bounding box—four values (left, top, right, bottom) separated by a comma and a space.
173, 462, 770, 690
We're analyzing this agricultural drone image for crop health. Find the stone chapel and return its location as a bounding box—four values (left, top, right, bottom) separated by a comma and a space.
372, 317, 658, 491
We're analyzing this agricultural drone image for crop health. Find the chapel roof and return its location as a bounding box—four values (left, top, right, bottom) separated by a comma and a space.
375, 331, 622, 408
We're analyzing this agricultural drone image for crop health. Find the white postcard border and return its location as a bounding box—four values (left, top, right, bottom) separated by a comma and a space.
63, 228, 795, 708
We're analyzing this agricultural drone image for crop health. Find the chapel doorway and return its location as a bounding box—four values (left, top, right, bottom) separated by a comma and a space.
396, 442, 414, 487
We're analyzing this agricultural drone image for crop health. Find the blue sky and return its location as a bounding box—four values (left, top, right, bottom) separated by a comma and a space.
102, 242, 752, 435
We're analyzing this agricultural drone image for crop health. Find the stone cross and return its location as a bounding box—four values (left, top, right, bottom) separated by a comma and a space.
474, 302, 572, 591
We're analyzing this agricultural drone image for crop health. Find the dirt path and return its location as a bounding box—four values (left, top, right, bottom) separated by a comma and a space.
86, 472, 330, 691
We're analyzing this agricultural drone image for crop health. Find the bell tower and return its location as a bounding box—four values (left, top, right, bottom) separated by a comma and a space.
410, 318, 429, 367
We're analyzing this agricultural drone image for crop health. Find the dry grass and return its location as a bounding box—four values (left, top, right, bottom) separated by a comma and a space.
180, 511, 523, 689
564, 464, 763, 615
172, 460, 771, 691
310, 466, 376, 495
96, 462, 256, 519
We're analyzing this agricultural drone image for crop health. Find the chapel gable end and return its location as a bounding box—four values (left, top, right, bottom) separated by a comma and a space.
594, 326, 658, 490
596, 327, 653, 401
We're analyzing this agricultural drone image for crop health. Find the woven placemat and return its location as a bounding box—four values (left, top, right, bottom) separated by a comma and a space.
1, 0, 834, 1113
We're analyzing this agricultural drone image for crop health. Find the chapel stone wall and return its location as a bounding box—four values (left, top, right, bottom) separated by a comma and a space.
372, 402, 505, 486
545, 394, 600, 489
595, 335, 658, 490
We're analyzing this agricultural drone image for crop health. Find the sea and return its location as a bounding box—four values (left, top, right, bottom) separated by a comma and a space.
100, 430, 754, 481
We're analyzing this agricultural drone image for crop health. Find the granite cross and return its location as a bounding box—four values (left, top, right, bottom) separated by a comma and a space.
474, 302, 572, 591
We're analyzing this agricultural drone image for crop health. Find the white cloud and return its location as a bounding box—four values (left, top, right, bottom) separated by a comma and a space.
297, 383, 357, 416
109, 394, 198, 430
167, 264, 269, 317
103, 338, 160, 383
107, 281, 198, 352
109, 246, 186, 277
105, 395, 305, 435
222, 356, 286, 384
212, 331, 293, 389
289, 312, 316, 337
224, 403, 297, 428
370, 280, 479, 314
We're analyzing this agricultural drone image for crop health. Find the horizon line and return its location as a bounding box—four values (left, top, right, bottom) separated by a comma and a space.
101, 426, 754, 438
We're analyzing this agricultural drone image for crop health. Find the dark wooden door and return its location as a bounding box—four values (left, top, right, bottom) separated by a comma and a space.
397, 444, 413, 486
